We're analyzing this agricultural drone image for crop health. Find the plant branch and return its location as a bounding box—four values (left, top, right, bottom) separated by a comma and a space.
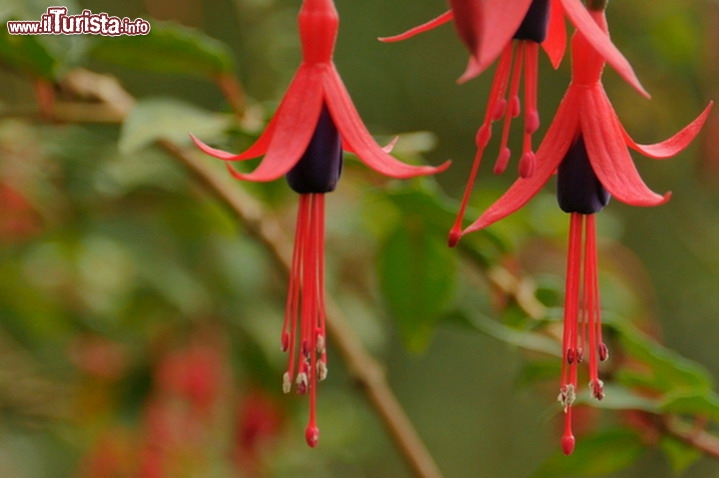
60, 68, 444, 478
663, 416, 719, 460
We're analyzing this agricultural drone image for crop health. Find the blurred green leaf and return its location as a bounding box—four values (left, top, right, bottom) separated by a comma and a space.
660, 392, 719, 422
385, 184, 511, 262
119, 97, 230, 154
577, 384, 659, 414
660, 435, 702, 474
534, 429, 645, 478
445, 308, 560, 357
90, 22, 235, 78
613, 321, 714, 395
385, 186, 457, 233
0, 27, 58, 78
1, 1, 87, 77
517, 359, 561, 386
378, 221, 457, 351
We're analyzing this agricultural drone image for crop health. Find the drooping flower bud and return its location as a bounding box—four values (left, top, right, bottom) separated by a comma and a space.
557, 136, 610, 214
286, 105, 343, 194
513, 0, 550, 43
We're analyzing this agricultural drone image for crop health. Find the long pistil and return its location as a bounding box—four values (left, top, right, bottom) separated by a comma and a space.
560, 212, 583, 455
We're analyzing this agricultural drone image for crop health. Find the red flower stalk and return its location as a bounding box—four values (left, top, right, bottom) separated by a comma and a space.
191, 0, 448, 448
381, 0, 649, 247
454, 8, 712, 455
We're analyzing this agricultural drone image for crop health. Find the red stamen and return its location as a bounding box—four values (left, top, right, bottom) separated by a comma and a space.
307, 194, 323, 446
559, 213, 583, 454
585, 214, 599, 389
450, 37, 543, 244
584, 214, 608, 402
449, 44, 514, 245
559, 213, 608, 453
519, 41, 540, 178
282, 195, 311, 387
495, 43, 525, 175
281, 193, 327, 446
599, 343, 609, 362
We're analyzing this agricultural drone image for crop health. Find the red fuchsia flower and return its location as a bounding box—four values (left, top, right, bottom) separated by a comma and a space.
454, 7, 712, 455
191, 0, 449, 448
381, 0, 649, 246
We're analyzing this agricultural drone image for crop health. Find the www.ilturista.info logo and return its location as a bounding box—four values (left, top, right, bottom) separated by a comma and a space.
7, 7, 151, 36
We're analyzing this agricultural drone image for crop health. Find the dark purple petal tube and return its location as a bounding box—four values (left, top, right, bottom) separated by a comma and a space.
513, 0, 550, 43
286, 104, 343, 194
557, 136, 610, 214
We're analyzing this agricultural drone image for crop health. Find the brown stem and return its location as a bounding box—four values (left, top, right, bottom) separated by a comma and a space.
663, 416, 719, 460
57, 69, 444, 478
215, 72, 247, 119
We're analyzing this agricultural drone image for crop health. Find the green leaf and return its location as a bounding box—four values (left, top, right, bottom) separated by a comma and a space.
660, 435, 702, 474
576, 384, 659, 413
535, 429, 645, 478
613, 321, 714, 394
1, 1, 87, 78
0, 26, 58, 78
90, 22, 235, 78
378, 221, 457, 351
385, 184, 511, 264
516, 359, 561, 386
660, 392, 719, 422
385, 186, 457, 233
119, 97, 230, 154
446, 308, 560, 357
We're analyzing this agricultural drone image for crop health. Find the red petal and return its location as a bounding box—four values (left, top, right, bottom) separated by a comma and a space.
190, 113, 279, 161
623, 102, 713, 159
542, 0, 566, 69
190, 133, 249, 160
472, 0, 533, 75
560, 0, 649, 97
345, 136, 397, 155
462, 89, 580, 235
458, 55, 482, 84
448, 0, 484, 63
582, 87, 669, 207
322, 67, 450, 178
190, 68, 320, 161
226, 66, 325, 182
378, 10, 454, 42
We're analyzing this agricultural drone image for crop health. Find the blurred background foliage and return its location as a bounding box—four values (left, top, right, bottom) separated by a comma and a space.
0, 0, 718, 477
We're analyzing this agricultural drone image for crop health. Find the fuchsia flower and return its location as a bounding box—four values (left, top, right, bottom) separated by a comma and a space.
455, 8, 712, 455
381, 0, 651, 246
191, 0, 448, 448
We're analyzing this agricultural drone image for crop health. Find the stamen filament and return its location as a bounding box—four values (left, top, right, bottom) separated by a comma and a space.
519, 41, 540, 178
559, 213, 608, 453
448, 45, 514, 246
449, 37, 544, 245
281, 193, 327, 447
495, 43, 525, 175
560, 213, 583, 454
306, 193, 324, 447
